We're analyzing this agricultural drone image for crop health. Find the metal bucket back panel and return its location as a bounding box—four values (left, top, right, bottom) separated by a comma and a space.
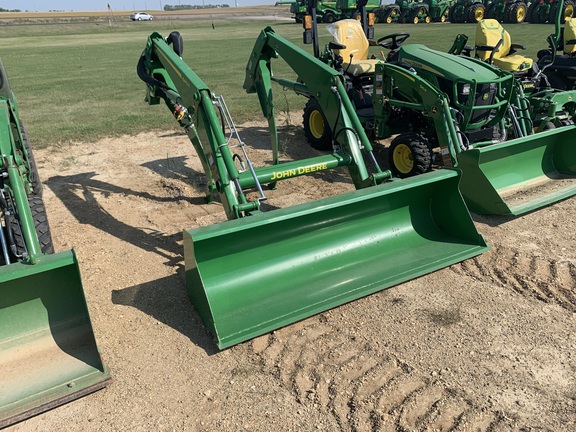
457, 127, 576, 215
0, 250, 110, 428
184, 170, 488, 349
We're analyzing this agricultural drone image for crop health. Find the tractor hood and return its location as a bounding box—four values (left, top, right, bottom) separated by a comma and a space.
397, 44, 503, 83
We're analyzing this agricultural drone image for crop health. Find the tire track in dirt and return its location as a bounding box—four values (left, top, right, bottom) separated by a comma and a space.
451, 245, 576, 312
247, 318, 511, 431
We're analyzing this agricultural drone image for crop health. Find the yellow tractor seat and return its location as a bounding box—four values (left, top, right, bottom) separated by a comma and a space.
564, 18, 576, 55
328, 19, 381, 76
474, 19, 533, 73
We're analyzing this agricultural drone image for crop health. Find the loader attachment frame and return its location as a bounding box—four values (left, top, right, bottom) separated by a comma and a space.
374, 61, 576, 214
138, 30, 489, 349
0, 68, 109, 427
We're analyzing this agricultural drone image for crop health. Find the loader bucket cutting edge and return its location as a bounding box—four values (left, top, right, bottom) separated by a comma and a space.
457, 126, 576, 215
0, 250, 110, 428
184, 170, 489, 349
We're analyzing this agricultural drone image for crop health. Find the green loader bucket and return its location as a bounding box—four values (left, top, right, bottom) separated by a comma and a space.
185, 170, 489, 349
457, 126, 576, 215
0, 250, 110, 428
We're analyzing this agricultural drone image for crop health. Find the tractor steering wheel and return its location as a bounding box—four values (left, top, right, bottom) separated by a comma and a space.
377, 32, 410, 50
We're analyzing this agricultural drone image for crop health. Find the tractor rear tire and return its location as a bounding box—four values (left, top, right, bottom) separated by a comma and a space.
388, 133, 432, 178
467, 3, 485, 22
15, 122, 54, 256
303, 98, 332, 151
508, 2, 527, 23
549, 0, 574, 24
2, 194, 54, 265
323, 12, 336, 23
27, 195, 55, 254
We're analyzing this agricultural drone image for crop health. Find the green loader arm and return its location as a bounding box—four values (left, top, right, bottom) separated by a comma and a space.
138, 32, 259, 220
0, 61, 109, 426
243, 26, 390, 189
372, 62, 463, 166
0, 99, 41, 263
139, 30, 391, 220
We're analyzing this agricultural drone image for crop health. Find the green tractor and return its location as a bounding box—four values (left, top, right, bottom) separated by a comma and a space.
424, 0, 455, 21
289, 0, 340, 22
485, 0, 528, 23
333, 0, 383, 22
449, 6, 576, 131
304, 6, 576, 214
449, 0, 487, 23
527, 0, 574, 23
376, 0, 434, 23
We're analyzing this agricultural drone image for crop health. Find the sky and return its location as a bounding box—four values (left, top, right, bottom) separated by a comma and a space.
0, 0, 278, 11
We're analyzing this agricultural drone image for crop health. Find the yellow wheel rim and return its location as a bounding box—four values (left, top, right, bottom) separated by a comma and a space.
517, 5, 525, 21
565, 4, 574, 19
440, 14, 446, 22
425, 16, 431, 23
392, 144, 414, 174
386, 16, 393, 23
309, 110, 325, 139
475, 7, 484, 21
413, 16, 419, 23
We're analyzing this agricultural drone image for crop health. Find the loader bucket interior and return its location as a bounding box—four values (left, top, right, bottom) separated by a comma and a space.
0, 250, 110, 428
184, 170, 489, 349
456, 126, 576, 215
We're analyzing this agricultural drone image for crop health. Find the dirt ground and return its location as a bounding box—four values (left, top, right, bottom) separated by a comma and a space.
5, 115, 576, 431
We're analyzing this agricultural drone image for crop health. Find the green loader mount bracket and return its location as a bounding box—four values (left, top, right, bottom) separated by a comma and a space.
0, 60, 109, 428
137, 30, 488, 349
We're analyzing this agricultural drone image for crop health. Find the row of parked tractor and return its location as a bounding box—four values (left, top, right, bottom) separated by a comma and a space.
278, 0, 574, 25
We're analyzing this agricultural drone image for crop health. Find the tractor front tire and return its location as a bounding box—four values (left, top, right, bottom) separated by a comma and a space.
303, 99, 332, 151
388, 133, 432, 178
3, 194, 54, 266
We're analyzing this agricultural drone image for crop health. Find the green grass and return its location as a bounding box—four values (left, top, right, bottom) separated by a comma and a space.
0, 19, 557, 147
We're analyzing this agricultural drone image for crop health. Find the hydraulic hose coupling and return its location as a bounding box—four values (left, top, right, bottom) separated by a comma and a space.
173, 104, 188, 121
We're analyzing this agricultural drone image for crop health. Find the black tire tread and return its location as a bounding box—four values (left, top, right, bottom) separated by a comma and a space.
303, 98, 333, 151
388, 132, 432, 178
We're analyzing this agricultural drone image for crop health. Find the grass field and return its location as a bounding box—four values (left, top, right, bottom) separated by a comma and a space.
0, 17, 558, 147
